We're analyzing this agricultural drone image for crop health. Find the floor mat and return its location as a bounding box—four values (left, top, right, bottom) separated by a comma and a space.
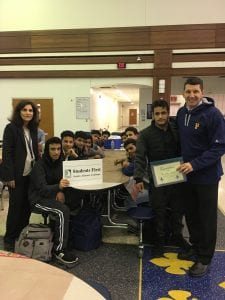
142, 247, 225, 300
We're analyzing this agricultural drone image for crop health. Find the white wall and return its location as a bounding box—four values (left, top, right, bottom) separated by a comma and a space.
0, 77, 152, 138
0, 78, 91, 138
0, 0, 225, 31
91, 93, 119, 132
147, 0, 225, 26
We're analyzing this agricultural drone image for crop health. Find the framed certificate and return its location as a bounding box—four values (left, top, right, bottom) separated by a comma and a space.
150, 157, 186, 187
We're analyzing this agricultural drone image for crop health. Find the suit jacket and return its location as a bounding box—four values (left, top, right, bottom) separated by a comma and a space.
1, 122, 39, 181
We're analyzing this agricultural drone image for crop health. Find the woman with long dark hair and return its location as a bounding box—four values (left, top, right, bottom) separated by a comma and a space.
1, 100, 39, 251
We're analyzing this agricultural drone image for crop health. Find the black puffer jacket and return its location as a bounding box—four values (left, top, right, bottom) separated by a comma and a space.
134, 120, 180, 183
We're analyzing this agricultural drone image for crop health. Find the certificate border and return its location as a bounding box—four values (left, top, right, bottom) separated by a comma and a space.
150, 157, 186, 187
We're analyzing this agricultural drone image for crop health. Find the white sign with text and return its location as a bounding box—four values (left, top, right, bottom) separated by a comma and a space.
63, 159, 103, 187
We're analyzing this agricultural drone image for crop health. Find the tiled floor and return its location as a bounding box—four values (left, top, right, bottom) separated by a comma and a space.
140, 156, 225, 300
142, 248, 225, 299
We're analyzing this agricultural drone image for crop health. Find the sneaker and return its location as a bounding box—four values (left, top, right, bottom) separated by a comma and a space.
54, 250, 79, 265
188, 261, 209, 277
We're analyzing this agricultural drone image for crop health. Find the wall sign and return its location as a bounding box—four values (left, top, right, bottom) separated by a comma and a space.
117, 62, 126, 69
63, 159, 103, 187
75, 97, 90, 119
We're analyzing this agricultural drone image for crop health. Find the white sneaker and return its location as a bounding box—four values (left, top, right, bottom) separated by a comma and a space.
54, 250, 78, 264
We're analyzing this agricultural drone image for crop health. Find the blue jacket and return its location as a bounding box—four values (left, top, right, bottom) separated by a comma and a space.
176, 97, 225, 184
122, 157, 135, 177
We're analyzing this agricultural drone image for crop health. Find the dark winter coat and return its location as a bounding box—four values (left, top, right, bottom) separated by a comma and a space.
134, 120, 180, 182
1, 123, 38, 181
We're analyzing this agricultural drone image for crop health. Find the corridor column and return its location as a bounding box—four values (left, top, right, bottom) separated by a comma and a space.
152, 50, 172, 102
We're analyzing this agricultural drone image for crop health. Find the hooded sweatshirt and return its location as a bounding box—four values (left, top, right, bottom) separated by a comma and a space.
29, 138, 63, 207
176, 97, 225, 184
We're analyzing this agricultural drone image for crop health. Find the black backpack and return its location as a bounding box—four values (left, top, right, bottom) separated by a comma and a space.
69, 208, 102, 251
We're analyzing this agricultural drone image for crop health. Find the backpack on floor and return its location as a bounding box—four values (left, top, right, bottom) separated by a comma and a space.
15, 224, 54, 262
69, 208, 102, 251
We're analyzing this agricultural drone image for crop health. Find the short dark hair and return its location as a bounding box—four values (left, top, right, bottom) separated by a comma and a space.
125, 126, 138, 135
46, 136, 61, 145
74, 130, 88, 139
44, 136, 62, 158
102, 130, 110, 137
184, 77, 203, 91
85, 133, 92, 140
85, 133, 93, 146
152, 99, 169, 112
124, 138, 136, 148
91, 129, 101, 136
60, 130, 74, 140
10, 100, 39, 129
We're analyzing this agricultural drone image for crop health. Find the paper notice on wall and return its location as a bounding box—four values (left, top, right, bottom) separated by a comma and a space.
75, 97, 90, 119
63, 159, 103, 187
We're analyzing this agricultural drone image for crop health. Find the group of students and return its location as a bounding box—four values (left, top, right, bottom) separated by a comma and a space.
0, 97, 143, 267
0, 101, 113, 265
1, 76, 225, 275
113, 127, 150, 210
60, 129, 107, 160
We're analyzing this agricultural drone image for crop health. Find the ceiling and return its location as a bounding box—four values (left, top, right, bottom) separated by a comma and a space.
91, 83, 150, 103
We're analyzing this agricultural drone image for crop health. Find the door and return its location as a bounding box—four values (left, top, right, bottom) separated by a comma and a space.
129, 109, 137, 125
13, 98, 54, 139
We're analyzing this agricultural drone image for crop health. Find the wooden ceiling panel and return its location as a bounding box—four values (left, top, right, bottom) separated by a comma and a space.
0, 54, 153, 66
150, 29, 215, 49
216, 29, 225, 43
31, 34, 89, 52
0, 69, 153, 78
89, 31, 150, 49
0, 35, 31, 53
172, 67, 225, 77
173, 53, 225, 62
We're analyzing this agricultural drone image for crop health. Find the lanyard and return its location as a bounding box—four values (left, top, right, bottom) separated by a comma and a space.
24, 131, 34, 159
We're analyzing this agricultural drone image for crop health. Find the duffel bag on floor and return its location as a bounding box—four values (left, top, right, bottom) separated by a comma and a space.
15, 224, 53, 261
69, 208, 102, 251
